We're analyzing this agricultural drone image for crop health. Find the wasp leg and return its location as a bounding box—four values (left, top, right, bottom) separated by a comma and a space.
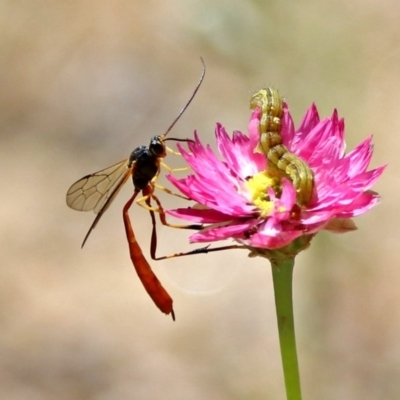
154, 182, 191, 200
152, 243, 247, 261
160, 160, 189, 173
138, 186, 201, 230
165, 147, 182, 156
123, 190, 175, 320
159, 161, 193, 200
143, 188, 246, 261
136, 185, 203, 230
150, 190, 202, 230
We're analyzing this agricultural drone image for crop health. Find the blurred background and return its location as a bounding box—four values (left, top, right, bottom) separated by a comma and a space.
0, 1, 399, 399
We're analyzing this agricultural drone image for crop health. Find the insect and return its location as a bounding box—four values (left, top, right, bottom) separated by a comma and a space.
66, 59, 207, 320
250, 88, 314, 205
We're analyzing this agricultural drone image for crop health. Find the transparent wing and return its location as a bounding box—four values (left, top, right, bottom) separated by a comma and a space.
66, 159, 133, 247
66, 159, 130, 213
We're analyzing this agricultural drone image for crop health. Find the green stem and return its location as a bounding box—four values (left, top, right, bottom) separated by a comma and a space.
271, 257, 302, 400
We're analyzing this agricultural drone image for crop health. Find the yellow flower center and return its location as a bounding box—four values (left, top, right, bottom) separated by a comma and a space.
245, 171, 279, 217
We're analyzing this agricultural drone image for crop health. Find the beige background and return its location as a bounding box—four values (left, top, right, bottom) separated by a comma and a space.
0, 1, 398, 399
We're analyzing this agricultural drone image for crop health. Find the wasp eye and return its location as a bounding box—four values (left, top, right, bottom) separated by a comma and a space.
149, 136, 166, 156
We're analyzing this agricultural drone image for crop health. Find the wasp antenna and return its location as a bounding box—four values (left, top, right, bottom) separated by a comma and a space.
163, 57, 206, 138
164, 137, 195, 144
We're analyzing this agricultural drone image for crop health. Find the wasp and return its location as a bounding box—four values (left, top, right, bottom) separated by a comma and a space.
250, 88, 314, 205
66, 60, 207, 320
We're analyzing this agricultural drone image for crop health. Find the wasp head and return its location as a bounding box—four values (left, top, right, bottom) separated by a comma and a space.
149, 135, 167, 158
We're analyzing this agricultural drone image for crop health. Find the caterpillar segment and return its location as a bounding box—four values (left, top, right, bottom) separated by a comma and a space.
250, 88, 314, 205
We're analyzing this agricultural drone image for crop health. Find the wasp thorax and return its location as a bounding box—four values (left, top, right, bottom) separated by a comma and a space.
149, 136, 167, 158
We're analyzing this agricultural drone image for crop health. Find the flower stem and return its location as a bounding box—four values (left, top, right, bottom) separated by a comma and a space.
271, 257, 302, 400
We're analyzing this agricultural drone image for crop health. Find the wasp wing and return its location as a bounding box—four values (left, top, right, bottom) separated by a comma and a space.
66, 159, 130, 212
66, 159, 133, 247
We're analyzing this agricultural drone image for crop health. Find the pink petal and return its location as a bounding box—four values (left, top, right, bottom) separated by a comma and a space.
189, 219, 256, 242
167, 206, 232, 223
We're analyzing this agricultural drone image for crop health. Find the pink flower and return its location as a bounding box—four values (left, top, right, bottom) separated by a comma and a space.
166, 102, 385, 250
